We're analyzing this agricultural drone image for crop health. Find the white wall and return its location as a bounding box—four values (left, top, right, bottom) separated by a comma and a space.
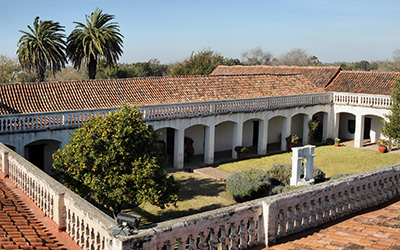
291, 114, 304, 139
185, 125, 205, 155
242, 120, 255, 147
268, 117, 283, 143
369, 116, 384, 142
215, 122, 234, 152
339, 113, 356, 140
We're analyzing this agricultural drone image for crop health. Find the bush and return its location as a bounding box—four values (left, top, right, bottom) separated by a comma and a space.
226, 168, 271, 202
325, 138, 334, 145
267, 163, 292, 186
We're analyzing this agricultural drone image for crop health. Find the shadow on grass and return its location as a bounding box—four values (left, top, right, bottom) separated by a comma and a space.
177, 176, 227, 200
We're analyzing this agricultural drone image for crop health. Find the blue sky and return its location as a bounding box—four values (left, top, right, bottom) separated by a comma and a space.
1, 0, 400, 64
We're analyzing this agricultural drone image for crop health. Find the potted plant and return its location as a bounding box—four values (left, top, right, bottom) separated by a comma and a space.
234, 146, 248, 160
286, 134, 299, 151
334, 138, 341, 147
376, 138, 389, 153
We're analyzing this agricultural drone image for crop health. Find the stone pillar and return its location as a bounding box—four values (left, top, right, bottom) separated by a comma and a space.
54, 192, 66, 231
232, 122, 243, 159
354, 114, 364, 148
257, 120, 268, 155
174, 128, 185, 169
290, 147, 303, 186
204, 125, 215, 164
281, 117, 291, 151
304, 146, 315, 181
302, 115, 310, 145
322, 112, 329, 142
2, 151, 9, 177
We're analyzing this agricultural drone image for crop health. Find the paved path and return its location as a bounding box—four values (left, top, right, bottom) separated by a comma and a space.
0, 173, 81, 250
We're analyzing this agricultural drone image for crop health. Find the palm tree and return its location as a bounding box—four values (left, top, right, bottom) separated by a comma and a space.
17, 17, 67, 83
67, 8, 124, 79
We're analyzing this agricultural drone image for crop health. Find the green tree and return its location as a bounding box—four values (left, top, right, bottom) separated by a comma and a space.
382, 79, 400, 146
170, 49, 240, 75
67, 8, 124, 79
52, 105, 179, 217
17, 16, 67, 83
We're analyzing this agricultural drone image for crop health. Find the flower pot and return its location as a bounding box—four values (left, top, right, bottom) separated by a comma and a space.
287, 143, 294, 151
378, 146, 387, 153
334, 142, 340, 147
238, 152, 245, 160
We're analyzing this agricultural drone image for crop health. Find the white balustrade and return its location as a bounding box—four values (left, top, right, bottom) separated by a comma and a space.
333, 92, 392, 107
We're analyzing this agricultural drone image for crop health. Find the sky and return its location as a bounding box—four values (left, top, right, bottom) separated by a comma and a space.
1, 0, 400, 64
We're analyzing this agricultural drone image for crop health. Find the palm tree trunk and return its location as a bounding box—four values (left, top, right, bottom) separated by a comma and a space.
88, 56, 97, 79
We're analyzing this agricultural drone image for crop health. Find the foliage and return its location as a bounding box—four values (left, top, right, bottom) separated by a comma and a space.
0, 55, 20, 84
382, 79, 400, 146
67, 8, 124, 79
234, 146, 248, 153
170, 49, 240, 75
335, 138, 341, 143
241, 47, 272, 65
307, 120, 319, 144
52, 105, 179, 217
307, 166, 326, 183
286, 134, 299, 145
226, 168, 271, 202
267, 163, 292, 186
376, 138, 389, 147
17, 16, 67, 83
273, 48, 320, 66
325, 138, 334, 145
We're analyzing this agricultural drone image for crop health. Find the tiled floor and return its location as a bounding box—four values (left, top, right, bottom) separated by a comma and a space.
0, 174, 81, 250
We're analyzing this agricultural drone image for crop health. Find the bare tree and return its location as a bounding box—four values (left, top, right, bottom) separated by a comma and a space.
241, 47, 272, 65
273, 48, 320, 66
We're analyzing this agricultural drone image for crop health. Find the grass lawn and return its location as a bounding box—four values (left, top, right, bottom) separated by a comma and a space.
217, 145, 400, 177
131, 145, 400, 226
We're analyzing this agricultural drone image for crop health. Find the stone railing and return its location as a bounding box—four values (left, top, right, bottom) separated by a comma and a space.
333, 92, 392, 108
0, 93, 332, 134
123, 163, 400, 249
0, 143, 122, 250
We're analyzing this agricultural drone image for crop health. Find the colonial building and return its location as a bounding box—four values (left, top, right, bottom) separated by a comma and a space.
0, 65, 399, 249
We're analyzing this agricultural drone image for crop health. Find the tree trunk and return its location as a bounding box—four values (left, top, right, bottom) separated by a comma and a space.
88, 56, 97, 79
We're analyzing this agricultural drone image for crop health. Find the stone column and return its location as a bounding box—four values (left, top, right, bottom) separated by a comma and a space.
2, 151, 9, 177
281, 117, 291, 151
174, 128, 185, 169
204, 125, 215, 164
354, 114, 364, 148
322, 112, 329, 142
257, 119, 268, 155
302, 115, 310, 145
232, 122, 243, 159
290, 147, 303, 186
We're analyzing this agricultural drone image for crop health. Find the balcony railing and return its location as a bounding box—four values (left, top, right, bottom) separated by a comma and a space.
0, 92, 392, 134
1, 143, 400, 249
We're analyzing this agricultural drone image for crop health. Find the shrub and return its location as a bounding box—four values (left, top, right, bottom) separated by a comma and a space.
325, 138, 334, 145
226, 168, 271, 202
267, 163, 292, 186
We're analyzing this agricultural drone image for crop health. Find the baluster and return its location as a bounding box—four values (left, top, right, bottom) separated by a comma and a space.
286, 207, 293, 233
316, 198, 323, 224
247, 219, 256, 248
219, 226, 228, 250
277, 209, 285, 237
310, 200, 316, 226
302, 202, 309, 229
294, 205, 301, 232
330, 194, 336, 219
187, 235, 196, 250
336, 192, 342, 216
175, 238, 185, 250
229, 224, 239, 250
342, 191, 349, 214
323, 196, 330, 222
238, 221, 247, 249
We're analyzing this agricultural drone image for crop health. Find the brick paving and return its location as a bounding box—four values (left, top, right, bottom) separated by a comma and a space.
257, 199, 400, 250
0, 174, 80, 250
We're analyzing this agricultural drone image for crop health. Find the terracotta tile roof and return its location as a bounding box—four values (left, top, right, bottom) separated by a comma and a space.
0, 174, 80, 249
210, 65, 341, 88
0, 74, 324, 115
325, 71, 400, 95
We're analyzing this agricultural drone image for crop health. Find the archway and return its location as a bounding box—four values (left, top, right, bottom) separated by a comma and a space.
312, 111, 329, 144
243, 118, 262, 154
268, 116, 285, 153
338, 112, 356, 141
364, 115, 385, 143
291, 113, 307, 145
184, 125, 207, 164
24, 139, 61, 174
155, 127, 176, 167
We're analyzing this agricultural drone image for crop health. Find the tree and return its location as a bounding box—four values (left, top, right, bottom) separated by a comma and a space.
382, 79, 400, 146
241, 47, 272, 65
52, 105, 179, 217
67, 8, 124, 79
273, 48, 320, 66
17, 16, 67, 83
170, 49, 240, 75
353, 60, 371, 71
0, 55, 20, 83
